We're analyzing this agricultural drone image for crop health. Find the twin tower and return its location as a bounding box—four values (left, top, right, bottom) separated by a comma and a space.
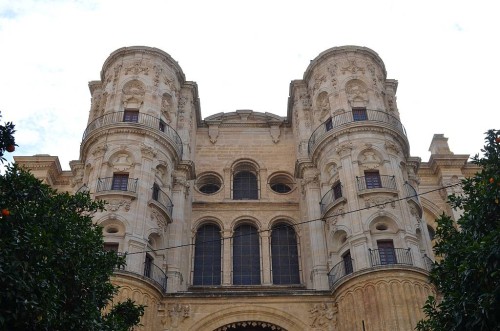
17, 45, 472, 330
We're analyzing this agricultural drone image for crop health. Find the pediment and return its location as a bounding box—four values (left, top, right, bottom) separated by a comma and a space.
204, 109, 285, 126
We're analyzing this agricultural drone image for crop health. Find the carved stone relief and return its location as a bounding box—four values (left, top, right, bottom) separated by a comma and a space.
341, 59, 365, 75
160, 303, 190, 330
91, 144, 108, 157
161, 93, 173, 124
309, 302, 338, 330
359, 150, 382, 169
124, 62, 149, 76
335, 142, 353, 157
208, 123, 220, 144
108, 199, 131, 212
364, 196, 396, 209
345, 79, 368, 105
269, 124, 281, 143
111, 153, 133, 172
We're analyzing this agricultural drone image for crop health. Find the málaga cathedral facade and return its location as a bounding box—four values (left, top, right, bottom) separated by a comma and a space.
15, 45, 479, 331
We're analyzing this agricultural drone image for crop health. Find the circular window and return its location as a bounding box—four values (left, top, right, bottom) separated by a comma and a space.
196, 173, 223, 195
106, 226, 119, 234
269, 173, 294, 194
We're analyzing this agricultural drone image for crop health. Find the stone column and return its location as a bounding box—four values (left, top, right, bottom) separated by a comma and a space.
166, 171, 189, 292
303, 169, 329, 290
222, 229, 232, 285
261, 231, 272, 285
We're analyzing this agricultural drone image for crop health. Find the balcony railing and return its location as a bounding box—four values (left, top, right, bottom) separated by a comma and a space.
116, 261, 167, 292
308, 109, 406, 155
328, 259, 354, 288
96, 177, 138, 193
82, 111, 183, 157
152, 186, 173, 219
320, 185, 344, 215
423, 254, 434, 272
369, 248, 413, 267
356, 175, 396, 191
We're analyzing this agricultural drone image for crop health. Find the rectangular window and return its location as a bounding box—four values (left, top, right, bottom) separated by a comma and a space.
352, 107, 368, 121
377, 240, 396, 265
104, 242, 119, 252
342, 251, 353, 275
325, 117, 333, 131
152, 183, 160, 201
144, 254, 153, 278
159, 120, 166, 132
123, 110, 139, 122
365, 171, 381, 189
112, 173, 129, 191
332, 181, 342, 200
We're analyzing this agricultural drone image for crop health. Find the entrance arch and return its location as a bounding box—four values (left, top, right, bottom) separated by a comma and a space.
189, 304, 307, 331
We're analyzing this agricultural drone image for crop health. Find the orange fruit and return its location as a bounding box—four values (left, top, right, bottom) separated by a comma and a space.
496, 137, 500, 143
1, 209, 9, 217
490, 178, 495, 184
6, 145, 15, 152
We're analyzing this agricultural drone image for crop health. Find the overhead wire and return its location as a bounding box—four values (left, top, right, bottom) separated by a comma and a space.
125, 182, 461, 255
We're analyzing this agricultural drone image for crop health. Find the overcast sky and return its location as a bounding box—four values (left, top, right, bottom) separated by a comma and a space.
1, 0, 498, 171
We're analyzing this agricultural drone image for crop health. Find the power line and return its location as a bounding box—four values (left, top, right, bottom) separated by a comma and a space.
125, 182, 460, 255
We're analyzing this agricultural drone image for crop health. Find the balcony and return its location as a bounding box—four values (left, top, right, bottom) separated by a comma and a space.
82, 111, 183, 157
96, 177, 138, 193
149, 185, 174, 221
356, 175, 396, 191
320, 184, 345, 215
404, 182, 422, 217
328, 258, 354, 289
328, 249, 433, 291
308, 109, 407, 156
369, 248, 413, 267
116, 261, 167, 293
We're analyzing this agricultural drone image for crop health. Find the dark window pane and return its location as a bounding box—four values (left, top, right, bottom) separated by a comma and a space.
144, 254, 153, 278
377, 240, 396, 265
152, 183, 160, 201
271, 223, 300, 284
342, 251, 353, 274
159, 120, 166, 132
112, 174, 129, 191
333, 182, 342, 200
199, 183, 220, 194
233, 224, 260, 285
193, 224, 222, 285
365, 171, 381, 189
123, 110, 139, 122
353, 108, 368, 121
325, 118, 333, 131
270, 183, 291, 193
104, 243, 119, 252
233, 171, 258, 200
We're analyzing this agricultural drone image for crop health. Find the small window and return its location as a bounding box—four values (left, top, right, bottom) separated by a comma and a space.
112, 173, 129, 191
342, 250, 353, 275
377, 240, 396, 265
269, 173, 294, 194
352, 107, 368, 121
427, 225, 436, 241
196, 173, 222, 195
332, 181, 342, 200
325, 117, 333, 131
144, 254, 153, 278
104, 242, 119, 252
123, 110, 139, 122
365, 171, 381, 189
152, 183, 160, 201
159, 120, 166, 132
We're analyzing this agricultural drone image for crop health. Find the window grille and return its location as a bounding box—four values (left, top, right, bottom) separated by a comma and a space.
352, 107, 368, 121
233, 224, 260, 285
271, 223, 300, 284
233, 171, 258, 200
193, 224, 222, 285
123, 110, 139, 122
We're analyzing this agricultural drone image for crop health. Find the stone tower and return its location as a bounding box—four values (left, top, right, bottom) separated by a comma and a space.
14, 45, 477, 331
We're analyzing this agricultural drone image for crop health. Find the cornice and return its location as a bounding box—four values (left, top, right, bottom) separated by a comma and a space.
294, 158, 315, 179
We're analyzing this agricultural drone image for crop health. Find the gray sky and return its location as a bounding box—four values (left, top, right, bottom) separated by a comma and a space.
1, 0, 498, 170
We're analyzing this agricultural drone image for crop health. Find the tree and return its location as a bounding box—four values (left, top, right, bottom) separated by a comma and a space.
0, 114, 144, 330
417, 129, 500, 331
0, 111, 16, 163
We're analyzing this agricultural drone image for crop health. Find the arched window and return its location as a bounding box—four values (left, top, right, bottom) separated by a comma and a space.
193, 224, 222, 285
271, 223, 300, 284
233, 171, 258, 200
233, 224, 260, 285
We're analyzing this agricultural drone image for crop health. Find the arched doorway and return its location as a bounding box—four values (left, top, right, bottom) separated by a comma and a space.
213, 321, 286, 331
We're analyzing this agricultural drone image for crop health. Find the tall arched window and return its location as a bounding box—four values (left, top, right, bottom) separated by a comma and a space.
233, 171, 258, 199
233, 224, 260, 285
271, 223, 300, 284
193, 224, 222, 285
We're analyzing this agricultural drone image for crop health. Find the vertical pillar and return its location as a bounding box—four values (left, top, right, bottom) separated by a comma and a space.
303, 169, 329, 290
261, 231, 272, 285
222, 229, 232, 285
166, 172, 189, 292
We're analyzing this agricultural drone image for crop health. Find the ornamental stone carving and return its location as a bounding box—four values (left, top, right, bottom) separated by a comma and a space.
108, 199, 131, 212
269, 124, 281, 143
111, 153, 133, 172
161, 303, 190, 330
335, 142, 354, 157
91, 144, 108, 157
309, 302, 338, 330
360, 150, 382, 169
345, 79, 368, 104
124, 62, 149, 76
341, 59, 365, 75
364, 196, 396, 209
215, 321, 285, 331
122, 80, 146, 96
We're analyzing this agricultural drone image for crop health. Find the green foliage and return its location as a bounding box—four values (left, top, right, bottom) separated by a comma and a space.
0, 111, 16, 163
0, 165, 144, 330
416, 129, 500, 331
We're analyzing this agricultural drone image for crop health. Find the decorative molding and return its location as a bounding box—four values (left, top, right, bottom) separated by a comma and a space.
160, 303, 191, 330
309, 302, 338, 330
214, 321, 284, 331
269, 124, 281, 143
